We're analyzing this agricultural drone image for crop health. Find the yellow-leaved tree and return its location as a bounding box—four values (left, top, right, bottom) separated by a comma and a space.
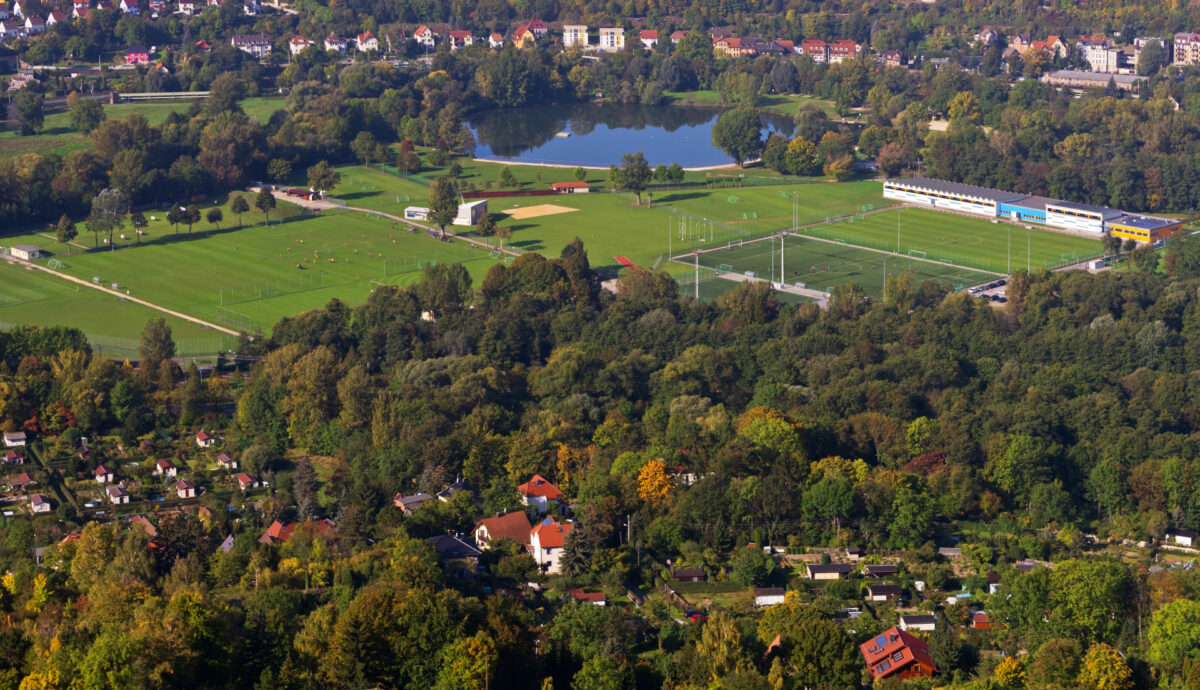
637, 459, 674, 507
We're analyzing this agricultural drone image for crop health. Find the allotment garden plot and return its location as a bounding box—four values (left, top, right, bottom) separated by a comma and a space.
690, 234, 999, 298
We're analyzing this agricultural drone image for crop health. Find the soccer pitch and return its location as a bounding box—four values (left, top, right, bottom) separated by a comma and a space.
30, 211, 502, 336
655, 180, 890, 236
690, 234, 999, 298
803, 207, 1105, 274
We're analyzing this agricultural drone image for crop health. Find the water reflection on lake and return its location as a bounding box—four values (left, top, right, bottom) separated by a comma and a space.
467, 103, 795, 168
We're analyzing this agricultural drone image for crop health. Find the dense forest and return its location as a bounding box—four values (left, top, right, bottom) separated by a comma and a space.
6, 238, 1200, 687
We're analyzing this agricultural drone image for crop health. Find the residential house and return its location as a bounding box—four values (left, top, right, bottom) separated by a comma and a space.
259, 518, 337, 545
529, 516, 574, 574
125, 45, 150, 64
512, 24, 536, 49
866, 584, 903, 602
195, 431, 215, 448
1134, 37, 1168, 69
669, 30, 685, 45
4, 450, 22, 464
28, 494, 51, 513
672, 567, 705, 582
147, 0, 165, 12
806, 563, 852, 580
754, 587, 787, 607
828, 40, 861, 63
1077, 36, 1118, 72
517, 474, 563, 514
23, 14, 42, 33
882, 49, 904, 67
70, 5, 88, 19
131, 514, 158, 538
569, 589, 606, 605
216, 453, 237, 469
428, 533, 481, 574
974, 27, 999, 46
95, 1, 114, 10
153, 459, 177, 478
175, 480, 197, 498
9, 472, 35, 490
435, 479, 473, 502
3, 431, 26, 447
525, 18, 548, 39
1167, 528, 1197, 547
550, 181, 590, 193
9, 0, 19, 17
193, 39, 211, 52
937, 547, 962, 559
1009, 32, 1033, 52
713, 36, 749, 58
95, 465, 114, 483
1045, 35, 1069, 59
106, 485, 131, 505
177, 0, 196, 12
393, 492, 433, 515
562, 24, 587, 48
598, 27, 624, 51
986, 570, 1002, 594
242, 0, 257, 15
970, 612, 994, 630
288, 36, 313, 55
865, 564, 899, 578
445, 29, 472, 49
898, 614, 938, 632
413, 25, 435, 48
231, 33, 271, 58
488, 33, 503, 48
0, 2, 9, 19
801, 39, 828, 63
323, 33, 347, 52
235, 473, 259, 490
774, 39, 794, 53
45, 10, 65, 25
1175, 33, 1200, 65
356, 31, 378, 52
845, 546, 864, 561
473, 511, 532, 548
640, 29, 658, 49
860, 627, 938, 680
119, 0, 137, 12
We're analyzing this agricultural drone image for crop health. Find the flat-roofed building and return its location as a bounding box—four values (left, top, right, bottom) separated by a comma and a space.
882, 177, 1025, 218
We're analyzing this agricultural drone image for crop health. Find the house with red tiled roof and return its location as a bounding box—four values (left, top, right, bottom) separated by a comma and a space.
95, 465, 114, 483
356, 31, 378, 52
4, 450, 22, 464
517, 474, 562, 514
8, 472, 34, 490
488, 32, 503, 48
175, 479, 197, 498
530, 516, 575, 574
235, 472, 258, 490
473, 510, 532, 548
259, 518, 337, 545
640, 29, 658, 49
106, 485, 130, 504
413, 24, 435, 47
446, 28, 473, 49
45, 10, 65, 24
569, 589, 606, 605
801, 39, 828, 62
130, 514, 158, 537
289, 35, 313, 55
28, 493, 51, 513
195, 431, 215, 448
860, 627, 937, 680
525, 18, 548, 38
216, 452, 237, 469
828, 39, 861, 63
153, 459, 177, 477
669, 30, 686, 44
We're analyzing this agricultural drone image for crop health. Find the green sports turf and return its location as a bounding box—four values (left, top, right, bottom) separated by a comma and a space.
27, 210, 502, 337
0, 260, 221, 345
677, 275, 812, 305
690, 234, 998, 298
804, 207, 1106, 274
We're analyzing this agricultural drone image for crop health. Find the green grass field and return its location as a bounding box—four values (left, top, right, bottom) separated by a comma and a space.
662, 91, 843, 118
0, 260, 222, 346
0, 97, 285, 159
802, 207, 1106, 274
690, 234, 998, 298
27, 209, 502, 336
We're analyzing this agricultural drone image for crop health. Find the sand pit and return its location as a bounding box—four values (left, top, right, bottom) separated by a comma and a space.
503, 204, 578, 220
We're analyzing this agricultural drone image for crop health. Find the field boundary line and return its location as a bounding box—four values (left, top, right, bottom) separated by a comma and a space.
3, 257, 242, 337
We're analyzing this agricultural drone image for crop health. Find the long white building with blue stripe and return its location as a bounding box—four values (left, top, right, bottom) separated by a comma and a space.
882, 177, 1181, 243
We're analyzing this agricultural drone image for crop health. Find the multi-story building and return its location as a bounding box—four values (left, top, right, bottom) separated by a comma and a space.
828, 39, 861, 63
231, 33, 271, 58
1174, 32, 1200, 65
800, 39, 828, 62
598, 27, 624, 51
562, 24, 587, 48
1077, 36, 1118, 72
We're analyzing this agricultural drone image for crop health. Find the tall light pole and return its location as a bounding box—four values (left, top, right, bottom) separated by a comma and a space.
897, 207, 901, 253
1007, 226, 1011, 274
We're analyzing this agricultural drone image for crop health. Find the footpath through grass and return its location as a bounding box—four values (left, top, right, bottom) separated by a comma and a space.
801, 207, 1106, 274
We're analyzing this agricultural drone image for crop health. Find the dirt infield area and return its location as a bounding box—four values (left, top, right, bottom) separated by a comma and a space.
502, 204, 579, 220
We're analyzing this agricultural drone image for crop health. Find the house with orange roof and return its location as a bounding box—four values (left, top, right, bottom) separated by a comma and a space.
95, 465, 114, 483
640, 29, 658, 49
356, 31, 378, 52
413, 24, 435, 48
473, 510, 532, 548
530, 516, 575, 573
517, 474, 563, 514
525, 18, 548, 38
488, 32, 504, 48
259, 518, 337, 545
513, 23, 536, 48
860, 627, 938, 680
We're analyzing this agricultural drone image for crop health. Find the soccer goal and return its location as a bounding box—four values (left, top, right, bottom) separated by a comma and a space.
743, 211, 757, 220
909, 250, 928, 261
717, 263, 733, 274
727, 195, 740, 203
47, 259, 66, 269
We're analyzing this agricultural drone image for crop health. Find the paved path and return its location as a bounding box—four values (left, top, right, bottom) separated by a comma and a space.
3, 256, 241, 337
715, 271, 830, 307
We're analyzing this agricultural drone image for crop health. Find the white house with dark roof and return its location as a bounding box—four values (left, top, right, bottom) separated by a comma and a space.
3, 431, 26, 447
153, 459, 177, 477
231, 33, 271, 58
28, 493, 51, 513
106, 485, 130, 504
94, 465, 114, 483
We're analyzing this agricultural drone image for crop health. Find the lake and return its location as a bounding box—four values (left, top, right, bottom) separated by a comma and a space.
466, 103, 795, 168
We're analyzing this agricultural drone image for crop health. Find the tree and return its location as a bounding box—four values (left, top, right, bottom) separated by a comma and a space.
668, 163, 684, 183
206, 208, 223, 230
130, 212, 146, 242
1077, 643, 1133, 690
499, 167, 517, 188
729, 545, 775, 586
434, 633, 499, 690
637, 459, 674, 506
256, 187, 277, 224
711, 109, 763, 168
139, 318, 176, 376
428, 177, 459, 239
166, 206, 183, 234
755, 594, 860, 688
352, 131, 380, 166
267, 158, 293, 183
993, 657, 1025, 688
398, 150, 421, 176
476, 213, 496, 239
571, 655, 630, 690
307, 161, 339, 195
496, 226, 513, 249
803, 476, 856, 539
13, 89, 44, 135
231, 195, 250, 227
56, 214, 77, 256
697, 611, 749, 681
206, 73, 246, 114
183, 205, 201, 233
609, 152, 653, 205
1147, 599, 1200, 679
573, 166, 587, 181
784, 137, 820, 176
69, 97, 106, 133
654, 163, 669, 181
1137, 39, 1164, 76
90, 188, 130, 249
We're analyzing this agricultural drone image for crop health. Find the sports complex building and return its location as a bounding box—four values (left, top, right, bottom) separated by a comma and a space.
882, 177, 1181, 244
